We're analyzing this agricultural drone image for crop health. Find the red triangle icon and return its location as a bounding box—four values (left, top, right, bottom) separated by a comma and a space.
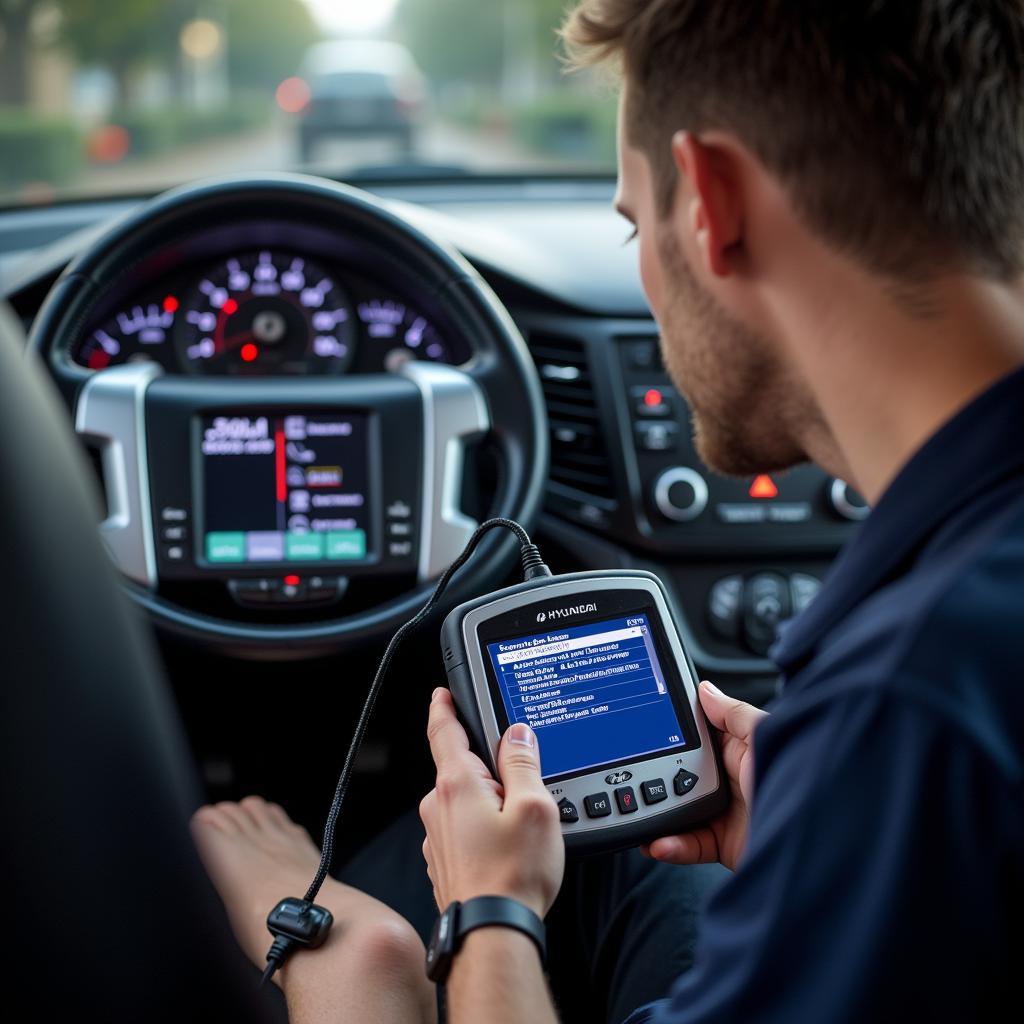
749, 474, 779, 499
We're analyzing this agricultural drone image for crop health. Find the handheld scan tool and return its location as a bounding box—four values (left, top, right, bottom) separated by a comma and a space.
441, 570, 727, 855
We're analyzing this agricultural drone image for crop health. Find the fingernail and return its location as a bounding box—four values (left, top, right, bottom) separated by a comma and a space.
701, 680, 722, 696
431, 687, 443, 702
508, 723, 535, 747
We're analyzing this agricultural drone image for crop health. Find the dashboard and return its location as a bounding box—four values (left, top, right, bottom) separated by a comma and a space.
68, 227, 470, 377
1, 176, 865, 695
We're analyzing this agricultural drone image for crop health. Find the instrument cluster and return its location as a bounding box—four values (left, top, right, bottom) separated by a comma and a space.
71, 246, 469, 376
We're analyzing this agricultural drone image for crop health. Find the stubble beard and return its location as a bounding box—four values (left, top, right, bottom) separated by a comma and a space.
656, 232, 818, 477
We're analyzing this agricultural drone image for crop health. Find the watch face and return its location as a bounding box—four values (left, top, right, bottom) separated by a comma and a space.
425, 902, 459, 983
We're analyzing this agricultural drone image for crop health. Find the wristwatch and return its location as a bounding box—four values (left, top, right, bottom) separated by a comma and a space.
424, 895, 547, 984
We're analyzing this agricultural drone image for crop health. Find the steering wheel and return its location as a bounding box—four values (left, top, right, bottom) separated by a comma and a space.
29, 174, 547, 659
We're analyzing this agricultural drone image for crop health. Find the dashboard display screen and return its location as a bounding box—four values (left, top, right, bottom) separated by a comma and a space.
200, 412, 370, 565
485, 613, 689, 780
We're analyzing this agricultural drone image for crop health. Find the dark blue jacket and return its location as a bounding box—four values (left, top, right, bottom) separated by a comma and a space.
632, 367, 1024, 1023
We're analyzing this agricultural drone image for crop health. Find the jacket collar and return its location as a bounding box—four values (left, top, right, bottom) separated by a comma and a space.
771, 365, 1024, 675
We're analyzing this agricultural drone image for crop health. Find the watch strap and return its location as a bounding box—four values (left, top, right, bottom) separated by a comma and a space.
456, 895, 546, 962
425, 895, 546, 984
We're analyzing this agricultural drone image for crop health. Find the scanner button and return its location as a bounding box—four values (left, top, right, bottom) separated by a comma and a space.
614, 786, 638, 814
673, 769, 700, 796
557, 798, 579, 824
583, 793, 612, 818
641, 779, 668, 805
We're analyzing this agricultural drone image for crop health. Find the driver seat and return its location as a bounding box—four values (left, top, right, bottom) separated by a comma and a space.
0, 302, 283, 1019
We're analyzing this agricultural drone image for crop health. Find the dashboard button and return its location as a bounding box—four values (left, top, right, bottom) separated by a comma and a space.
160, 506, 188, 523
743, 572, 791, 654
388, 521, 413, 537
584, 793, 612, 818
165, 545, 185, 562
716, 503, 768, 524
557, 798, 579, 824
632, 385, 672, 417
625, 339, 659, 370
654, 467, 709, 523
708, 575, 744, 640
673, 769, 699, 796
307, 575, 342, 603
766, 502, 812, 523
387, 500, 412, 519
228, 578, 281, 606
636, 421, 678, 452
161, 525, 187, 542
790, 573, 822, 614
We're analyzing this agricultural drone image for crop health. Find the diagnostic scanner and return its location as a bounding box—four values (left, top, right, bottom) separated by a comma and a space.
441, 570, 727, 855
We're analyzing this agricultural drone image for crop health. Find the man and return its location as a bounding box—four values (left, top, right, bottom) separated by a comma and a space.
418, 1, 1024, 1021
193, 2, 1024, 1021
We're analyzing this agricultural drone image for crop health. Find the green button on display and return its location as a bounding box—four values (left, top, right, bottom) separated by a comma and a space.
326, 529, 366, 560
206, 532, 246, 563
286, 532, 325, 560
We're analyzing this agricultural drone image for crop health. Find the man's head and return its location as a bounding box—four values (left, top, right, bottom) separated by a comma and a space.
563, 1, 1024, 477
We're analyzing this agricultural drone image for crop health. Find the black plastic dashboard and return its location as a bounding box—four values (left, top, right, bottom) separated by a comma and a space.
0, 176, 865, 691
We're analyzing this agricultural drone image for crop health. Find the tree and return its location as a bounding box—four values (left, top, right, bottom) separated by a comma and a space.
56, 0, 188, 106
224, 0, 320, 93
393, 0, 573, 97
0, 0, 40, 104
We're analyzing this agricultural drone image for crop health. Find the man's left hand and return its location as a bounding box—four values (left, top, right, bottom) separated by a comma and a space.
419, 687, 565, 919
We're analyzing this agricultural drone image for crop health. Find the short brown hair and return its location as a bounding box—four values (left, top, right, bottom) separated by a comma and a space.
563, 1, 1024, 281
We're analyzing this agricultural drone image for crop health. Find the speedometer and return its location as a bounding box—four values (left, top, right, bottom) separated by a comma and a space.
175, 250, 356, 375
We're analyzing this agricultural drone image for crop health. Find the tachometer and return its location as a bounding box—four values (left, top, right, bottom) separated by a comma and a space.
175, 250, 355, 375
73, 297, 179, 371
356, 298, 466, 370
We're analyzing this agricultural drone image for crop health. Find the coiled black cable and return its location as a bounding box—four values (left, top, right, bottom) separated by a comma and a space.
260, 517, 550, 987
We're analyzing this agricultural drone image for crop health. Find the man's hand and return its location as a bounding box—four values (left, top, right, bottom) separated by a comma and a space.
643, 680, 767, 871
419, 687, 565, 919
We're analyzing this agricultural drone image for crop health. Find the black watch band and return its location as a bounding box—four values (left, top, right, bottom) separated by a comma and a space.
425, 895, 546, 984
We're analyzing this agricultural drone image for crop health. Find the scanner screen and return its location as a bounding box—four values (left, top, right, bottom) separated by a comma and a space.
486, 612, 688, 779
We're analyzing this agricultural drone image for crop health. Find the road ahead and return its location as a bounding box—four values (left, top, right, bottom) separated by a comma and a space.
78, 115, 565, 196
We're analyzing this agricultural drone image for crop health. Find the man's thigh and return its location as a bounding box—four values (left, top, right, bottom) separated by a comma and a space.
339, 809, 728, 1024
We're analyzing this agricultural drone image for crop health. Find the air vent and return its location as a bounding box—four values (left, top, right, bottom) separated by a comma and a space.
527, 332, 616, 503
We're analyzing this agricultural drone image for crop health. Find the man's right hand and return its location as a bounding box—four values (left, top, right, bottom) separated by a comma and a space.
642, 680, 767, 871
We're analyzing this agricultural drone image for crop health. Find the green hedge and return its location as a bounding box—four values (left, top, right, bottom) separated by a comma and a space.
0, 109, 83, 188
511, 93, 617, 164
112, 100, 270, 159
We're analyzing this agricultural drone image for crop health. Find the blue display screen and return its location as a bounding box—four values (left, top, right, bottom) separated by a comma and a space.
486, 612, 688, 779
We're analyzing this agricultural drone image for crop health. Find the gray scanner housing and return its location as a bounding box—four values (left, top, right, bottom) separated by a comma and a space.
440, 570, 727, 855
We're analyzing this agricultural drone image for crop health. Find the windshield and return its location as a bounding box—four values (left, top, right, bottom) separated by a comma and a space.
0, 0, 616, 206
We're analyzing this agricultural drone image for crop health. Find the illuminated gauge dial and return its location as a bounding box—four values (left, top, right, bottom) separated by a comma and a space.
73, 297, 179, 371
356, 299, 464, 371
175, 250, 355, 375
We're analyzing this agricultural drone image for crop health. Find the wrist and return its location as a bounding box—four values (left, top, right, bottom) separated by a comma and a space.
425, 895, 546, 984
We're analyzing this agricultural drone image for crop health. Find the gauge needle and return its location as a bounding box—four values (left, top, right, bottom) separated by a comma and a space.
217, 330, 255, 354
212, 305, 254, 355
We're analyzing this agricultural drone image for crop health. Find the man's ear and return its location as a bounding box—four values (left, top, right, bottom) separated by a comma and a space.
671, 131, 744, 278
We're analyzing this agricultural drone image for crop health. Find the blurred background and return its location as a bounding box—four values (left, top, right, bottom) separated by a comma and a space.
0, 0, 617, 205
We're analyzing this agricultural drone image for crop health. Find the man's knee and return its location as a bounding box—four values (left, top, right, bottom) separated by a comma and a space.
349, 913, 425, 981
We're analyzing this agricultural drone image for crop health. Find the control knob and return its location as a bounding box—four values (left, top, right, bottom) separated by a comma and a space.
828, 479, 870, 521
654, 467, 709, 523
